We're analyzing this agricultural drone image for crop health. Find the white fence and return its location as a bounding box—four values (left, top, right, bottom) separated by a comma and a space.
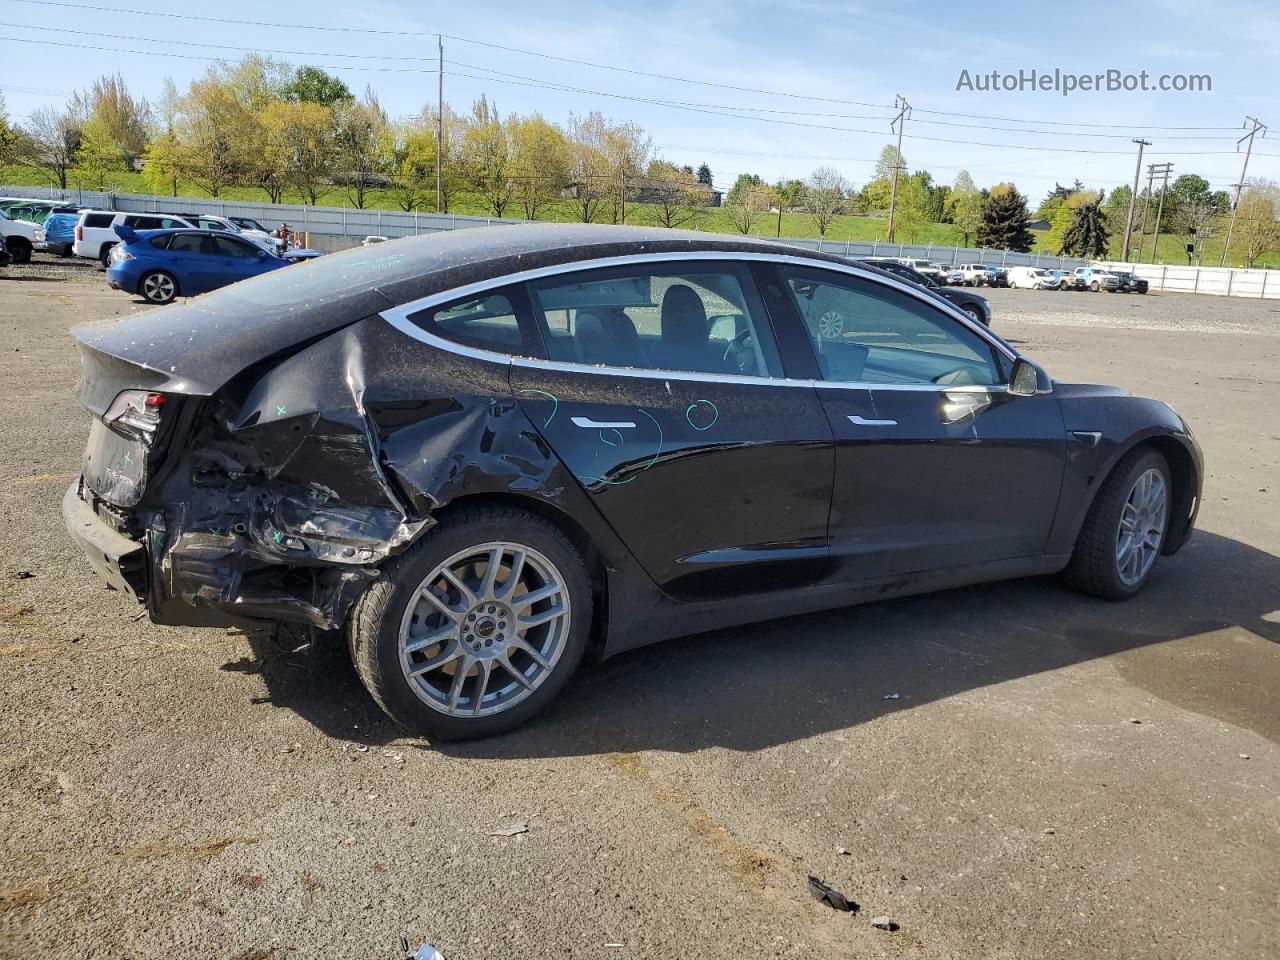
1096, 260, 1280, 299
0, 181, 1139, 277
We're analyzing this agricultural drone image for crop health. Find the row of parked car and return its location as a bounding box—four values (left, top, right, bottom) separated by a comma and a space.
870, 255, 1149, 294
0, 196, 323, 302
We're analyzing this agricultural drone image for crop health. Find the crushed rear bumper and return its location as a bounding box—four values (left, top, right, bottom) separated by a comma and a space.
62, 481, 148, 600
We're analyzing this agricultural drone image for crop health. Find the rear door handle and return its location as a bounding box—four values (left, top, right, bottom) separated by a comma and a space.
847, 415, 897, 426
571, 417, 636, 429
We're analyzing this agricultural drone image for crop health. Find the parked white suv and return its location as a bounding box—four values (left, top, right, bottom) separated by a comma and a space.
0, 208, 45, 264
73, 211, 190, 265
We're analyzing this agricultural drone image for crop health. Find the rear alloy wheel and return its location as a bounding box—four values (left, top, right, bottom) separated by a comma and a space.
818, 310, 845, 339
6, 237, 32, 264
349, 505, 591, 740
1066, 448, 1171, 600
139, 270, 177, 305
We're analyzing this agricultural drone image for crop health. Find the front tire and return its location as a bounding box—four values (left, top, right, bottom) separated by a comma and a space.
348, 504, 592, 741
960, 304, 987, 326
138, 270, 178, 304
1066, 448, 1171, 600
6, 237, 32, 264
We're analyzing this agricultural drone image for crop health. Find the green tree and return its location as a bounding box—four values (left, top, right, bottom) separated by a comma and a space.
643, 159, 703, 229
381, 119, 435, 212
333, 89, 386, 208
696, 162, 712, 185
0, 92, 18, 165
283, 66, 353, 106
1234, 179, 1280, 267
19, 104, 84, 189
81, 73, 151, 164
260, 99, 336, 204
76, 117, 124, 188
1059, 197, 1111, 257
977, 183, 1034, 251
461, 95, 515, 217
726, 173, 764, 206
774, 178, 804, 209
509, 113, 571, 219
141, 133, 183, 196
947, 170, 983, 245
803, 166, 849, 237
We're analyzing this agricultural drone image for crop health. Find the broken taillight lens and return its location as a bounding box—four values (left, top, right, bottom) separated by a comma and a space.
103, 390, 166, 446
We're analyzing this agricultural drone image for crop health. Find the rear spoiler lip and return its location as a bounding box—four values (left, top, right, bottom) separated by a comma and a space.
113, 222, 140, 245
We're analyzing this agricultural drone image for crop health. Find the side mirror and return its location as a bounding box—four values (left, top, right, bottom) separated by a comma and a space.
1009, 358, 1040, 397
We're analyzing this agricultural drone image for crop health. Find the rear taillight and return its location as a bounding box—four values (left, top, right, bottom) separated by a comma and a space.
75, 225, 83, 241
103, 390, 166, 446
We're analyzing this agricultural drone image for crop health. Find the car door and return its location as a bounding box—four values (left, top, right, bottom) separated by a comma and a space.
775, 263, 1067, 583
153, 232, 215, 293
507, 259, 836, 601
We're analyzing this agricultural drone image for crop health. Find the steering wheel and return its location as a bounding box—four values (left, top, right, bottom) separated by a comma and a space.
723, 328, 755, 373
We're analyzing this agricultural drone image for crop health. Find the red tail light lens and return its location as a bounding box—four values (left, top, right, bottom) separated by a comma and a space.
76, 225, 83, 241
103, 391, 166, 446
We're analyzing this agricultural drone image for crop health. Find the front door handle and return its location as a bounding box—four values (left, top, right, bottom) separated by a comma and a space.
571, 417, 636, 429
847, 415, 897, 426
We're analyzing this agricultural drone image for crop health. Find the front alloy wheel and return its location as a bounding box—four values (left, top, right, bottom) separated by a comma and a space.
1116, 468, 1167, 586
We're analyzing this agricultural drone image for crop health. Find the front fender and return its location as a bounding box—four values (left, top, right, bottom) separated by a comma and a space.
1046, 387, 1202, 557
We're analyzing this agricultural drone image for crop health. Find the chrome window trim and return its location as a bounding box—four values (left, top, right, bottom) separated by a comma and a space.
377, 250, 1019, 391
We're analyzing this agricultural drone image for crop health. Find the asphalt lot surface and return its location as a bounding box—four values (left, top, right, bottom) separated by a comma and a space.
2, 258, 1278, 959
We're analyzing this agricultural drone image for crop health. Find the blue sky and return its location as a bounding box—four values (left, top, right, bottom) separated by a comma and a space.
2, 0, 1277, 203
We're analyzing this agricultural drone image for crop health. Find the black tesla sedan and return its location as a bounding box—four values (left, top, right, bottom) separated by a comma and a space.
64, 225, 1202, 740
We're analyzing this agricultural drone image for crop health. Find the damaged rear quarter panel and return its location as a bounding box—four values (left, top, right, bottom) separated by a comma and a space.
149, 313, 621, 629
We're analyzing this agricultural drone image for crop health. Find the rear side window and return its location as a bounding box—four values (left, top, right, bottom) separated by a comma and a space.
167, 233, 209, 254
83, 213, 113, 228
211, 235, 258, 258
148, 235, 171, 250
124, 215, 165, 230
526, 262, 783, 378
405, 288, 535, 355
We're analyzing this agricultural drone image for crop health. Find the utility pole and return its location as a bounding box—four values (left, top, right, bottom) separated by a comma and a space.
436, 34, 444, 213
1134, 164, 1156, 261
1219, 115, 1267, 267
885, 94, 911, 242
618, 170, 626, 224
1148, 162, 1173, 263
1121, 138, 1151, 262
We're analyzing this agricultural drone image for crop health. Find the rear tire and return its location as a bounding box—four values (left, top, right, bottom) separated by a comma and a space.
1066, 448, 1172, 600
99, 242, 116, 268
6, 237, 32, 264
138, 270, 178, 304
348, 504, 592, 741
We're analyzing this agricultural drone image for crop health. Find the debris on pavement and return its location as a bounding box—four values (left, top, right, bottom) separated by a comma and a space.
1127, 718, 1142, 724
488, 821, 529, 837
835, 846, 850, 856
870, 915, 899, 931
1043, 828, 1056, 835
882, 692, 901, 700
14, 571, 35, 579
807, 875, 859, 912
1239, 753, 1251, 760
410, 944, 446, 960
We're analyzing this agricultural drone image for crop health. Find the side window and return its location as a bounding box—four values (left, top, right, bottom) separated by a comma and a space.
124, 215, 163, 229
783, 267, 1001, 386
159, 218, 188, 229
148, 235, 171, 250
167, 233, 209, 254
405, 288, 534, 356
212, 235, 258, 258
198, 218, 229, 231
526, 263, 783, 378
84, 213, 114, 229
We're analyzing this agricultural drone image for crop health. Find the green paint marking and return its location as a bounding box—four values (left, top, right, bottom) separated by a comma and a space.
209, 527, 221, 536
276, 405, 287, 416
122, 451, 132, 465
272, 530, 284, 543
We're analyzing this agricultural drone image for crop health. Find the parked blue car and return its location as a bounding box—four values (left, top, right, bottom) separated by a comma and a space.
41, 210, 80, 256
106, 225, 291, 304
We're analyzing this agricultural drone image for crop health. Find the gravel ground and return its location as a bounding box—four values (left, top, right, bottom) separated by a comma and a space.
2, 268, 1278, 960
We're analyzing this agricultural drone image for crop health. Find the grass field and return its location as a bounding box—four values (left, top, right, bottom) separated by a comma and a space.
4, 164, 1276, 267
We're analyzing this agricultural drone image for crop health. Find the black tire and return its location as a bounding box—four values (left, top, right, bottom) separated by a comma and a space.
1090, 281, 1100, 292
348, 504, 592, 741
98, 242, 116, 268
138, 270, 178, 305
1065, 448, 1172, 600
960, 304, 987, 326
6, 237, 32, 264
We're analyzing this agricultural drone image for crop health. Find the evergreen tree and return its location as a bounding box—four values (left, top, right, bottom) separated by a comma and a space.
696, 162, 712, 185
1059, 199, 1111, 258
977, 184, 1034, 251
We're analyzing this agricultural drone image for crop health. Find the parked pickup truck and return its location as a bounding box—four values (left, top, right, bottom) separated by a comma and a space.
1074, 266, 1121, 292
955, 263, 1008, 287
1113, 271, 1149, 294
0, 207, 44, 263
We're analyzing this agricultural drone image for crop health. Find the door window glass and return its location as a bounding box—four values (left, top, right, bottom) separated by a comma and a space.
84, 213, 113, 228
527, 263, 782, 378
212, 235, 258, 258
124, 215, 163, 229
167, 233, 209, 254
783, 267, 1000, 386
